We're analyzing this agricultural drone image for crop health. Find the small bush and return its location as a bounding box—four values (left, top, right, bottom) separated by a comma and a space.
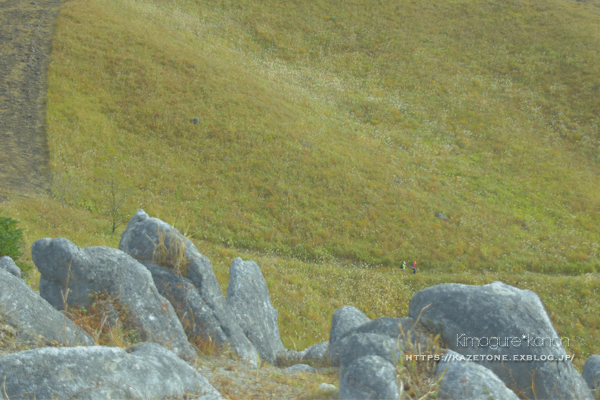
0, 216, 25, 260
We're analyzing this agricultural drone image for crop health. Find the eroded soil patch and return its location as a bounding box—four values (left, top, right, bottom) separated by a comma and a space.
0, 0, 62, 198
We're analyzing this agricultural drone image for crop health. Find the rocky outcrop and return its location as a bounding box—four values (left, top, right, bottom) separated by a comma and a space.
31, 237, 197, 362
331, 313, 428, 399
1, 215, 593, 400
328, 305, 370, 365
0, 343, 224, 400
282, 339, 331, 366
118, 209, 259, 366
408, 281, 593, 400
343, 316, 427, 351
226, 257, 286, 364
283, 363, 317, 374
0, 264, 94, 346
140, 261, 239, 349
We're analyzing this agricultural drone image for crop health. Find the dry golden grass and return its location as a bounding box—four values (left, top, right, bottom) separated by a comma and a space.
21, 0, 599, 274
394, 305, 443, 398
66, 291, 141, 348
152, 227, 190, 277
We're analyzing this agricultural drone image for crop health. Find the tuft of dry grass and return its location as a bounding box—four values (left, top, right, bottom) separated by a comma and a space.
395, 305, 444, 399
152, 228, 190, 277
66, 291, 141, 348
189, 335, 220, 358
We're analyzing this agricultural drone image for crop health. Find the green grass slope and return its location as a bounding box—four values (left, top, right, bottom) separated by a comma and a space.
38, 0, 600, 274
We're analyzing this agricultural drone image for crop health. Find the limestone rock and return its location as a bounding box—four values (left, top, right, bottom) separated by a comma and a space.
118, 210, 258, 366
317, 382, 336, 393
0, 343, 224, 399
283, 363, 316, 374
31, 237, 196, 362
583, 354, 600, 391
436, 349, 519, 400
301, 340, 329, 364
339, 355, 399, 400
142, 261, 241, 347
0, 265, 94, 346
328, 305, 370, 365
339, 332, 402, 369
345, 316, 428, 350
409, 281, 593, 400
226, 257, 285, 364
0, 256, 20, 278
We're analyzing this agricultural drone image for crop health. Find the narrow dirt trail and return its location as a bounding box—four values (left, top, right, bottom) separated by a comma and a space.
0, 0, 63, 200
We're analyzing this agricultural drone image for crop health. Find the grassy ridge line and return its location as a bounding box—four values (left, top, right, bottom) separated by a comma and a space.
42, 0, 600, 273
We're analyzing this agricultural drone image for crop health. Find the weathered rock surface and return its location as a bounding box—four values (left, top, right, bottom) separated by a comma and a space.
583, 354, 600, 391
0, 343, 224, 400
31, 237, 196, 362
0, 256, 20, 278
0, 265, 94, 346
301, 340, 329, 364
328, 305, 370, 365
339, 355, 399, 400
141, 261, 248, 353
339, 333, 402, 369
435, 349, 519, 400
226, 257, 286, 364
330, 315, 428, 374
409, 281, 593, 400
119, 209, 259, 366
344, 316, 427, 349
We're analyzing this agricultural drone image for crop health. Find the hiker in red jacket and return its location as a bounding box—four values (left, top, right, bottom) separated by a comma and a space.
412, 261, 417, 274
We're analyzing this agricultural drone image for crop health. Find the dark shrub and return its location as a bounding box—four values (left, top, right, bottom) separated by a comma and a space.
0, 216, 25, 259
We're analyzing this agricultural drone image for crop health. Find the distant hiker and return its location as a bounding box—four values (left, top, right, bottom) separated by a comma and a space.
400, 261, 406, 273
412, 261, 417, 274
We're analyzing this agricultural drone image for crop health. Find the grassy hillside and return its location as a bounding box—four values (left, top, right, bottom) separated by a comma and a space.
1, 0, 600, 380
31, 0, 600, 274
